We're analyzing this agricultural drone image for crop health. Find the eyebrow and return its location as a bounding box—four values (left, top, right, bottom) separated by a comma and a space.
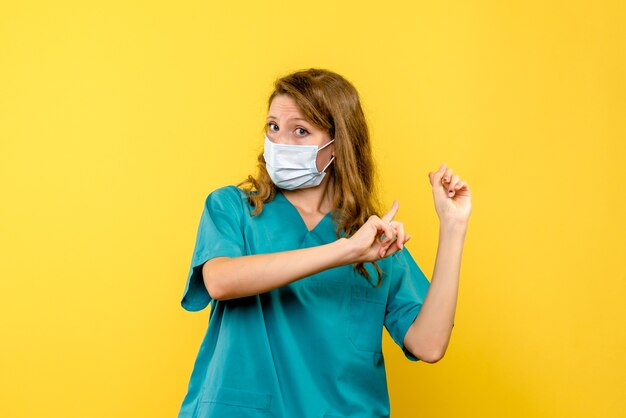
266, 116, 309, 123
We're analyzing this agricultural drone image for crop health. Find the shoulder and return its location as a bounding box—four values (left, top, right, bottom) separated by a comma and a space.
203, 185, 251, 214
206, 185, 248, 201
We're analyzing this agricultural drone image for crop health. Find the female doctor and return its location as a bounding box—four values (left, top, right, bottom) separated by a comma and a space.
178, 68, 472, 418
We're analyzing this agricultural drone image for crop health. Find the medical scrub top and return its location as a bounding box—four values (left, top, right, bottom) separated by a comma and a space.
178, 185, 431, 418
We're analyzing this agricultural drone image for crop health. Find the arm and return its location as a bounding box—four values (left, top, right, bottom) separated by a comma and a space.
402, 163, 472, 363
403, 222, 466, 363
204, 238, 354, 300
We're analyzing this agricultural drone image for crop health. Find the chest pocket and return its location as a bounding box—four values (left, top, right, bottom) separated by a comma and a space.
347, 284, 388, 353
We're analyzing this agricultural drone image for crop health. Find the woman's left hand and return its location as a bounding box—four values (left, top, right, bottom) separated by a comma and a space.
428, 163, 472, 228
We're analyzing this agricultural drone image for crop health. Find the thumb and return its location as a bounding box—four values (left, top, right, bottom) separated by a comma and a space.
432, 163, 448, 198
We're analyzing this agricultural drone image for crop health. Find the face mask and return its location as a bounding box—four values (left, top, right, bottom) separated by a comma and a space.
263, 133, 335, 190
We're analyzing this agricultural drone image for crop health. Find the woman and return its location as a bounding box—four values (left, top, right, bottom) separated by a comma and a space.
178, 68, 471, 418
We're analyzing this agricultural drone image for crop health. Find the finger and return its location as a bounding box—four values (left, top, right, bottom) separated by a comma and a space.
382, 238, 405, 257
431, 163, 447, 185
390, 221, 405, 250
379, 235, 396, 256
432, 163, 446, 186
379, 224, 396, 246
382, 234, 414, 258
381, 200, 399, 224
449, 174, 460, 189
432, 165, 450, 199
453, 182, 471, 196
374, 216, 396, 245
453, 180, 467, 195
382, 245, 400, 258
378, 238, 394, 258
446, 174, 460, 197
441, 167, 454, 185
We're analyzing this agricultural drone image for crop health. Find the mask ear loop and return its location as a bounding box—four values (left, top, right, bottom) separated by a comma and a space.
318, 138, 335, 151
319, 155, 335, 173
317, 139, 335, 173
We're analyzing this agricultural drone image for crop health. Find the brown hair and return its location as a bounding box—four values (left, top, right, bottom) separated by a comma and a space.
238, 68, 384, 286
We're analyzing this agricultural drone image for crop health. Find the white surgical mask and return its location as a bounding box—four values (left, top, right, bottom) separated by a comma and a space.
263, 133, 335, 190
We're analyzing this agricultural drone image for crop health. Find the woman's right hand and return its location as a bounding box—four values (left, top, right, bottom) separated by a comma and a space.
347, 200, 412, 263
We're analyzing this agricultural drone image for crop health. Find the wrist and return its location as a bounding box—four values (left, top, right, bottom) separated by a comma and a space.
332, 237, 358, 266
439, 220, 468, 236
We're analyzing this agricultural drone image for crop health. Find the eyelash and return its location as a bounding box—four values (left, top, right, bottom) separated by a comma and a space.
268, 122, 309, 136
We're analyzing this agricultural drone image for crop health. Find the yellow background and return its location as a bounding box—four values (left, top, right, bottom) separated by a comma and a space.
1, 1, 624, 417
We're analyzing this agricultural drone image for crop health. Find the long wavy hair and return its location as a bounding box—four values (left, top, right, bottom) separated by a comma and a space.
238, 68, 384, 286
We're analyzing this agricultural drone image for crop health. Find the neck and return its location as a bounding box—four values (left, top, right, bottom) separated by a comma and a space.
281, 175, 335, 215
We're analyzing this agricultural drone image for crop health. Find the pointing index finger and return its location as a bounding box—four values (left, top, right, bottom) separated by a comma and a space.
381, 200, 399, 224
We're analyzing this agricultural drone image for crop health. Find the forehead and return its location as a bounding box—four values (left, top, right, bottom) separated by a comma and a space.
267, 95, 305, 121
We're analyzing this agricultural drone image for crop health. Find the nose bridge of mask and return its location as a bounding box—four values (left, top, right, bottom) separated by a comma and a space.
264, 134, 333, 171
265, 133, 333, 152
263, 134, 311, 168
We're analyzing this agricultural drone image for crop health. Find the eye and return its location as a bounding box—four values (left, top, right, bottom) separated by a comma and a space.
295, 127, 309, 136
267, 122, 279, 132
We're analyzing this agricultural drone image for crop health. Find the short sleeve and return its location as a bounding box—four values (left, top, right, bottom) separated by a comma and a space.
180, 185, 246, 312
384, 248, 431, 361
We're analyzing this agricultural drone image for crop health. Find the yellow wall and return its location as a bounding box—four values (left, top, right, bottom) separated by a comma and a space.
1, 1, 624, 417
